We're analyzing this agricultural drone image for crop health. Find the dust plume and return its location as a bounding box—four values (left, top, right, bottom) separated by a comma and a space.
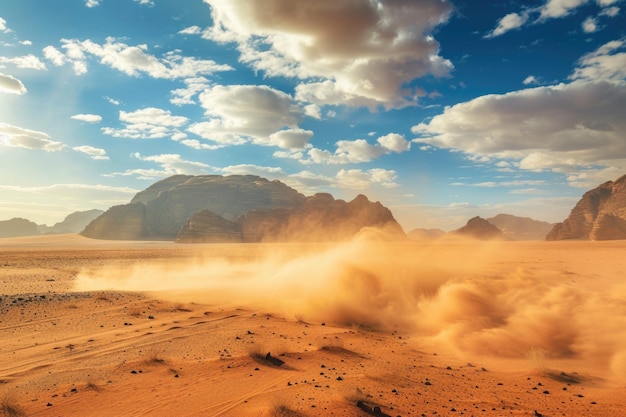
74, 233, 626, 378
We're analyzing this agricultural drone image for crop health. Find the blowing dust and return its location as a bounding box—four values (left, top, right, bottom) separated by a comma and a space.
74, 233, 626, 378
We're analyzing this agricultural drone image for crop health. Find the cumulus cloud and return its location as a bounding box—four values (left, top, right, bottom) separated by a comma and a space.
413, 79, 626, 186
337, 168, 398, 189
0, 123, 66, 152
45, 37, 233, 79
73, 145, 109, 160
71, 113, 102, 123
0, 54, 46, 70
199, 0, 454, 109
283, 133, 411, 165
0, 72, 27, 94
102, 107, 188, 139
0, 17, 8, 32
570, 38, 626, 82
188, 84, 307, 147
85, 0, 100, 7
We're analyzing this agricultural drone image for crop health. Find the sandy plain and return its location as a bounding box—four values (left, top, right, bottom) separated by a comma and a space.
1, 233, 625, 417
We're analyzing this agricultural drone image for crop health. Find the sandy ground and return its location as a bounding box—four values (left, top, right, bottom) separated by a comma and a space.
1, 234, 625, 416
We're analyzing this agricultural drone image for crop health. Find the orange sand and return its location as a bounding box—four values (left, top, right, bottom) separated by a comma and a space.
1, 234, 625, 416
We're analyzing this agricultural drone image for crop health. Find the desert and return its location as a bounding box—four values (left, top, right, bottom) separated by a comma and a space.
1, 233, 625, 417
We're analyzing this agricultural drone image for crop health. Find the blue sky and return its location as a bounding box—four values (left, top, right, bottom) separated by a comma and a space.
1, 0, 625, 231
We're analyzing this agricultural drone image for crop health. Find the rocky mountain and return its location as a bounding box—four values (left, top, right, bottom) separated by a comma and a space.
85, 175, 406, 242
38, 209, 104, 234
486, 214, 554, 240
453, 216, 504, 240
406, 228, 446, 240
547, 174, 626, 240
0, 218, 40, 238
176, 193, 406, 243
82, 175, 306, 240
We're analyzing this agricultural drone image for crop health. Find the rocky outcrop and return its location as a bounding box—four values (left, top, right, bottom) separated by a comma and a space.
176, 210, 242, 243
453, 216, 504, 240
486, 214, 554, 241
82, 175, 306, 240
81, 203, 147, 240
547, 174, 626, 240
38, 209, 104, 234
176, 193, 406, 243
0, 218, 40, 238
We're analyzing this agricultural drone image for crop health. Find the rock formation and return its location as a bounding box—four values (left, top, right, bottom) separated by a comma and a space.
0, 218, 40, 238
486, 214, 554, 240
547, 174, 626, 240
38, 209, 104, 234
82, 175, 306, 240
453, 216, 504, 240
82, 175, 404, 242
176, 193, 406, 243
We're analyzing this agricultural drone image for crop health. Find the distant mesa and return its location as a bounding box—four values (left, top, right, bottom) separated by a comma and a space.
453, 216, 504, 240
486, 214, 554, 241
0, 218, 40, 238
547, 174, 626, 240
81, 175, 406, 242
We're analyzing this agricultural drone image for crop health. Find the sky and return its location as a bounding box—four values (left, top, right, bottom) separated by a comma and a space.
1, 0, 625, 232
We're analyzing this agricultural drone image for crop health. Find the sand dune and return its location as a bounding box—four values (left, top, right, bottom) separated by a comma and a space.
1, 234, 625, 416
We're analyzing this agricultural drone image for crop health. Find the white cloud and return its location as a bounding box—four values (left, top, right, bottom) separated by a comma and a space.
523, 75, 540, 85
0, 123, 66, 151
43, 46, 67, 66
170, 77, 210, 106
73, 145, 109, 160
105, 96, 120, 105
103, 107, 188, 139
487, 0, 620, 37
71, 113, 102, 123
201, 0, 454, 109
538, 0, 589, 21
600, 6, 620, 16
0, 17, 8, 32
49, 37, 233, 78
108, 153, 212, 180
85, 0, 100, 7
289, 133, 411, 165
570, 38, 626, 82
268, 129, 313, 149
582, 16, 599, 32
179, 26, 202, 35
0, 72, 27, 94
485, 12, 530, 38
0, 54, 46, 70
336, 168, 398, 189
413, 79, 626, 186
188, 84, 306, 147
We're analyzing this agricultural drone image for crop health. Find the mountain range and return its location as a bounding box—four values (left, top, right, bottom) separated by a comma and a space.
3, 173, 626, 242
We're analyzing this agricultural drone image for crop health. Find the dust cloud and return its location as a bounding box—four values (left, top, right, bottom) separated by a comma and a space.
74, 232, 626, 378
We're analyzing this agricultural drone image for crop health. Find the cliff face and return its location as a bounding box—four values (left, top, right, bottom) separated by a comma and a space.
176, 193, 406, 243
453, 216, 504, 240
81, 175, 306, 240
547, 174, 626, 240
